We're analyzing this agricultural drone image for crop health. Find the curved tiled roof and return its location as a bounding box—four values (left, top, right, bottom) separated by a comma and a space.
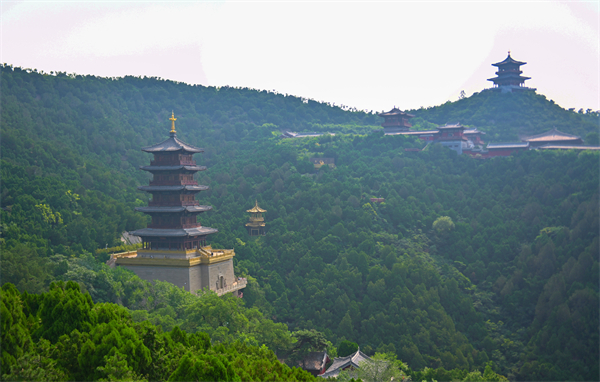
492, 53, 527, 67
247, 200, 266, 213
320, 350, 370, 379
142, 134, 203, 153
138, 185, 209, 192
437, 123, 465, 130
378, 107, 415, 118
522, 128, 581, 142
140, 165, 207, 172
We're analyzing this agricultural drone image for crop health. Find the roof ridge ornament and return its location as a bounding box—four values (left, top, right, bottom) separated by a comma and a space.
170, 111, 177, 135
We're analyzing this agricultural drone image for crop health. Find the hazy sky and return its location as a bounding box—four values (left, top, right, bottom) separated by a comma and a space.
2, 1, 598, 112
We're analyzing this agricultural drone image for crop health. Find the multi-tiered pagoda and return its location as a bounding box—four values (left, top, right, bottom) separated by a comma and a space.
133, 112, 216, 250
488, 52, 535, 91
117, 113, 246, 295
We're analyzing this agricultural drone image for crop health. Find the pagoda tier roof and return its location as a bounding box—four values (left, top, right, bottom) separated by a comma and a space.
138, 185, 209, 192
142, 133, 203, 153
140, 165, 207, 172
130, 226, 218, 238
492, 53, 527, 67
378, 107, 415, 118
522, 128, 581, 143
247, 200, 266, 213
487, 142, 530, 149
135, 205, 212, 214
245, 222, 266, 227
488, 75, 531, 82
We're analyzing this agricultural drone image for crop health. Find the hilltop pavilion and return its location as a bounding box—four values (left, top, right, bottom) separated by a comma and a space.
488, 52, 536, 92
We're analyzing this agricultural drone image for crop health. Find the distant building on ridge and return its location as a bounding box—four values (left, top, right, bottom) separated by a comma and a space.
488, 52, 536, 92
378, 107, 415, 134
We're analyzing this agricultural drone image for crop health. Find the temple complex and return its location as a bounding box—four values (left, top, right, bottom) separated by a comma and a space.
246, 201, 266, 236
488, 52, 536, 92
379, 107, 415, 134
116, 113, 246, 295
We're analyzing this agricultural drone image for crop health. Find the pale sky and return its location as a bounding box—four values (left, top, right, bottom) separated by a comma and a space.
2, 1, 599, 112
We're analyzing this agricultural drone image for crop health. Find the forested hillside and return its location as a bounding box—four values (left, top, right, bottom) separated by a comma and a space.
1, 65, 598, 381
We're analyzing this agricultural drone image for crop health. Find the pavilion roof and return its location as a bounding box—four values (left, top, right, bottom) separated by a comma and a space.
522, 128, 581, 142
320, 350, 370, 379
247, 200, 266, 213
142, 135, 203, 153
492, 52, 527, 67
378, 107, 415, 118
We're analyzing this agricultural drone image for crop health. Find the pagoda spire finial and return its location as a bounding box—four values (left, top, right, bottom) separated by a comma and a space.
169, 111, 177, 134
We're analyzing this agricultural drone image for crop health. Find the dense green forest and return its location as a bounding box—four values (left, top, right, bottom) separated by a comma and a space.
1, 64, 598, 381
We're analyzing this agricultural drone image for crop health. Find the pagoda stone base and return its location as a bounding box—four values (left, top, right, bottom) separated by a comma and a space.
114, 246, 246, 295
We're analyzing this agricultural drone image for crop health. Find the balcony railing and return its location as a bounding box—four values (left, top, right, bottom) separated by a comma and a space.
215, 278, 247, 296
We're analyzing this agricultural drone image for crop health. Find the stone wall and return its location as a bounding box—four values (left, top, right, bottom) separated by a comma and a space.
120, 258, 235, 293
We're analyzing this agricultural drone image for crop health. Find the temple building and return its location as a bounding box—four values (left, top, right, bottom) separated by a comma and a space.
116, 113, 246, 295
488, 52, 536, 92
379, 107, 415, 134
246, 201, 266, 236
521, 128, 583, 147
319, 349, 371, 379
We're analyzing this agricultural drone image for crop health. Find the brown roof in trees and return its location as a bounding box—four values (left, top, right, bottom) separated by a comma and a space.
522, 128, 581, 143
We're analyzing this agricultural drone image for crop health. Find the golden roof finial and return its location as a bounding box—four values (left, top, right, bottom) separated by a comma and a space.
169, 111, 177, 134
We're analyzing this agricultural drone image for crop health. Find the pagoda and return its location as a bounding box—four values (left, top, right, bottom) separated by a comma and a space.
246, 200, 266, 236
116, 113, 246, 295
488, 52, 535, 91
378, 107, 414, 133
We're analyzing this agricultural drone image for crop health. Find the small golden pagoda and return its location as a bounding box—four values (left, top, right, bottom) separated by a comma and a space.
246, 200, 266, 236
